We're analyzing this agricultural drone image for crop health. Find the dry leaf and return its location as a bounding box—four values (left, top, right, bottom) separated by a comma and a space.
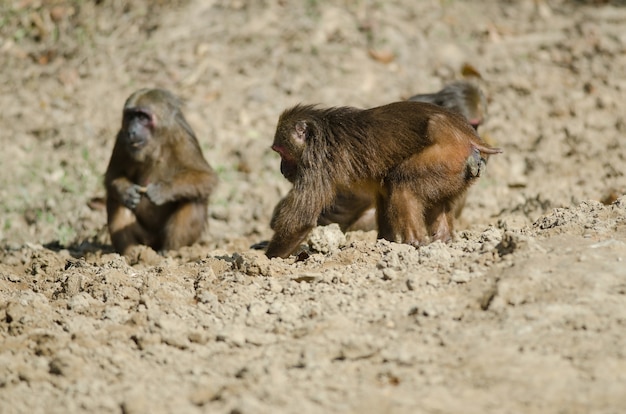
368, 49, 395, 64
461, 62, 482, 79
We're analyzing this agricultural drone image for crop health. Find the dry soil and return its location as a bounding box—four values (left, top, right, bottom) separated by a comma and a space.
1, 1, 625, 413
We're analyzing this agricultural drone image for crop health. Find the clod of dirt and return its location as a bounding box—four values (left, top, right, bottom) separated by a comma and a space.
307, 224, 347, 254
125, 245, 164, 266
233, 250, 272, 276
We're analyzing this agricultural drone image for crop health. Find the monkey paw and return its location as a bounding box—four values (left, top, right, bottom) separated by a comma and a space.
145, 183, 168, 205
123, 185, 143, 210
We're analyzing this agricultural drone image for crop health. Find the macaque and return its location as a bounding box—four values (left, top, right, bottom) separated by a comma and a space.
318, 81, 491, 232
409, 81, 487, 130
266, 101, 502, 258
105, 88, 217, 256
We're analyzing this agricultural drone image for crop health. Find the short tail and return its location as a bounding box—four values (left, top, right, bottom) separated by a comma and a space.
474, 143, 503, 155
466, 142, 502, 178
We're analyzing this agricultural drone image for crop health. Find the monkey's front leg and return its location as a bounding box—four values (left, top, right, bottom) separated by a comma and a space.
266, 227, 312, 259
266, 191, 319, 259
425, 203, 454, 243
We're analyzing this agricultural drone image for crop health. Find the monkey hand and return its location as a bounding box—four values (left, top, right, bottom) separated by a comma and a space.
122, 184, 144, 210
144, 183, 169, 206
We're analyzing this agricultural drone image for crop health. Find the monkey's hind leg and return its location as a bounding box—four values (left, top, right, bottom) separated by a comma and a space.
425, 202, 454, 243
375, 192, 395, 242
108, 206, 153, 255
348, 207, 376, 232
378, 186, 429, 247
161, 201, 208, 251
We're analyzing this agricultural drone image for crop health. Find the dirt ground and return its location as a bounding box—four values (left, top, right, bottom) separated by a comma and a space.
1, 0, 626, 413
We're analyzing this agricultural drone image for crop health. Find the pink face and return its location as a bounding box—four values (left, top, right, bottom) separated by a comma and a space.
272, 143, 298, 182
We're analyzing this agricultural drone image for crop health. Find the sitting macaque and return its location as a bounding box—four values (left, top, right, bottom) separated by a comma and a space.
266, 101, 502, 258
105, 88, 217, 256
319, 81, 491, 232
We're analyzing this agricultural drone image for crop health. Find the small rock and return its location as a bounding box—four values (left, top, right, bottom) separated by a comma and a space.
67, 292, 94, 313
121, 393, 149, 414
195, 289, 218, 306
131, 333, 161, 350
267, 300, 284, 315
337, 335, 381, 360
102, 306, 128, 323
126, 245, 162, 266
6, 273, 21, 282
233, 251, 272, 276
291, 273, 322, 283
382, 268, 397, 281
161, 334, 189, 350
406, 278, 416, 291
247, 301, 268, 316
49, 353, 83, 377
188, 330, 210, 345
216, 328, 246, 347
268, 279, 283, 293
189, 384, 224, 406
308, 224, 346, 254
451, 270, 471, 284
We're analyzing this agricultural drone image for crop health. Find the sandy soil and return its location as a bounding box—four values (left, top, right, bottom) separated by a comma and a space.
1, 0, 626, 413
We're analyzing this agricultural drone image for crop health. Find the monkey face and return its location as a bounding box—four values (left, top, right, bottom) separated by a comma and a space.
270, 143, 296, 182
122, 108, 156, 160
272, 119, 309, 183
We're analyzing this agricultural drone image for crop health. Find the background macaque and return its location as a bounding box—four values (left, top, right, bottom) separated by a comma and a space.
105, 88, 217, 256
267, 101, 501, 258
408, 81, 487, 130
319, 81, 491, 232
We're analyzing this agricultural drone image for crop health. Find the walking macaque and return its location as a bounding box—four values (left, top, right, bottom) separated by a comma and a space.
318, 81, 491, 232
266, 102, 501, 259
105, 88, 217, 256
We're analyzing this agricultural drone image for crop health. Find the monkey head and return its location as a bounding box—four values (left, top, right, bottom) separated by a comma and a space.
409, 81, 487, 131
271, 107, 312, 182
459, 85, 487, 129
121, 106, 154, 158
119, 88, 183, 162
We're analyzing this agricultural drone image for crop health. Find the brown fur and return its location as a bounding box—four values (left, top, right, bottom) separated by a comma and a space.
319, 81, 492, 232
266, 101, 501, 258
105, 88, 217, 255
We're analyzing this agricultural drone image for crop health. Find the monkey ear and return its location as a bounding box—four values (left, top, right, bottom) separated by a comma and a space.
294, 121, 308, 142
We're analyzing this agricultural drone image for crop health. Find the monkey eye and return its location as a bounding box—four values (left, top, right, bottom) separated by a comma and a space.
124, 108, 153, 125
134, 110, 152, 124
